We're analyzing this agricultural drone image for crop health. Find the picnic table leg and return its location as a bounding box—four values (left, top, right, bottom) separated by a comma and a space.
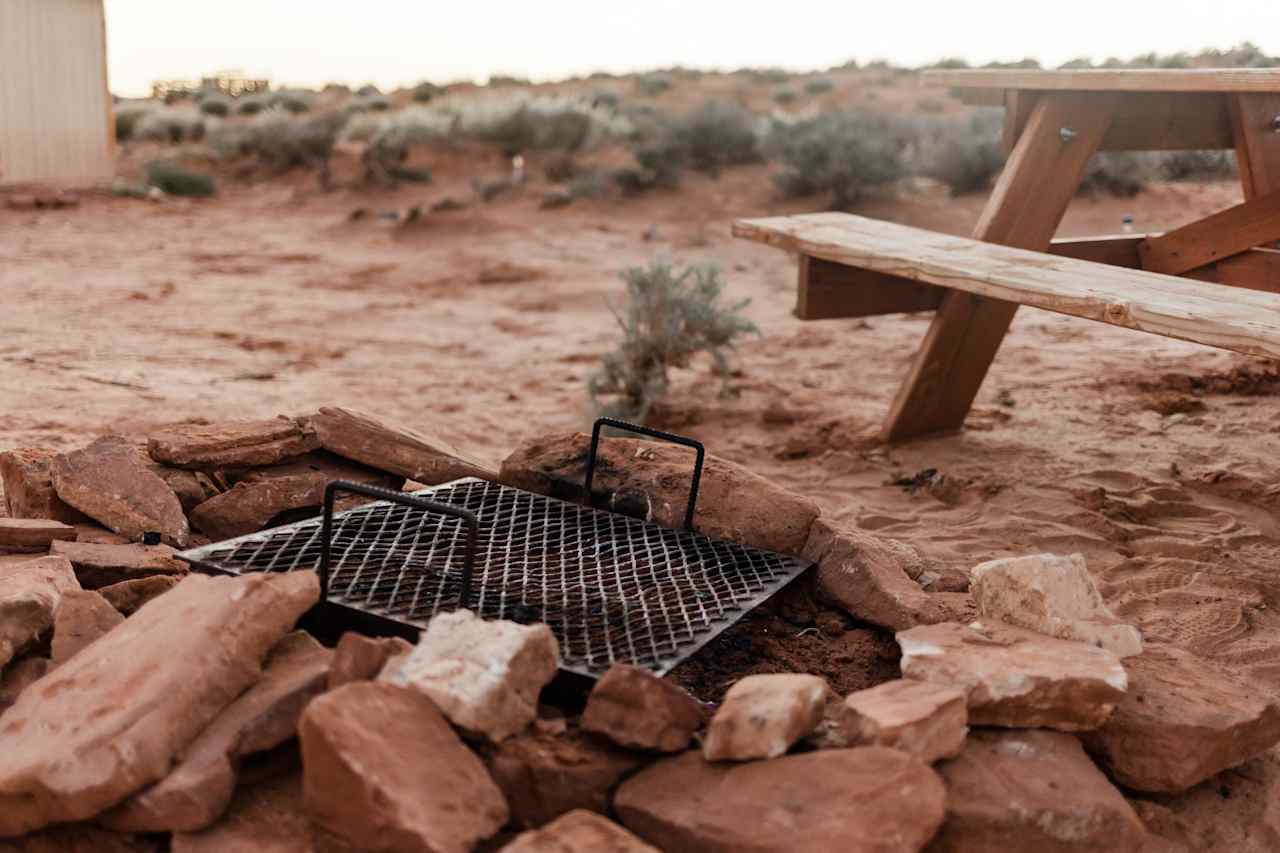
882, 92, 1119, 441
1229, 93, 1280, 200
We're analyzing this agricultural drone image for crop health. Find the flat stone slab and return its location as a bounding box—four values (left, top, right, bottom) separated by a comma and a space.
50, 589, 124, 666
581, 663, 704, 753
148, 417, 319, 469
929, 729, 1147, 852
97, 575, 181, 615
300, 681, 509, 853
898, 620, 1127, 731
0, 571, 319, 836
971, 552, 1143, 656
50, 436, 189, 547
836, 678, 967, 763
103, 631, 333, 832
50, 540, 189, 589
1082, 644, 1280, 792
616, 747, 946, 853
0, 518, 77, 553
310, 406, 497, 484
0, 447, 89, 524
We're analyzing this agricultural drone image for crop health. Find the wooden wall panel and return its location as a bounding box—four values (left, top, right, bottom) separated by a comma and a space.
0, 0, 113, 186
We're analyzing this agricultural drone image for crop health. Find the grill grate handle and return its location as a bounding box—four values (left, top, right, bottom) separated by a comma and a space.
319, 480, 479, 609
584, 417, 705, 531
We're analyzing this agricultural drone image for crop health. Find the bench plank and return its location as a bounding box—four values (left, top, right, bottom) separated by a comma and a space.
733, 212, 1280, 361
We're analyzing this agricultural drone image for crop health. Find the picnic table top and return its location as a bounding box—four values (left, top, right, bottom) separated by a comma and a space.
924, 68, 1280, 93
733, 212, 1280, 361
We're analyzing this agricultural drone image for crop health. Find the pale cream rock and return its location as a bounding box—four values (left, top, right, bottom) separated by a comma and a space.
702, 673, 831, 761
971, 552, 1143, 657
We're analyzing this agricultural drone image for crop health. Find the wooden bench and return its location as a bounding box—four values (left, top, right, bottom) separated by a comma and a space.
735, 69, 1280, 441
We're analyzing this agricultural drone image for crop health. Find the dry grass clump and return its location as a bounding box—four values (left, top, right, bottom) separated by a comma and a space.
589, 260, 759, 422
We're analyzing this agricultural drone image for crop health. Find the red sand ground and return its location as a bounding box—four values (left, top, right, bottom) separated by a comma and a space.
2, 110, 1279, 847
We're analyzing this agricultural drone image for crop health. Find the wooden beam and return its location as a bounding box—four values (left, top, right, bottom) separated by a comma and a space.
1229, 94, 1280, 201
924, 68, 1280, 93
882, 92, 1118, 441
795, 256, 942, 320
1138, 190, 1280, 276
1049, 234, 1280, 294
1049, 234, 1143, 267
1003, 92, 1232, 154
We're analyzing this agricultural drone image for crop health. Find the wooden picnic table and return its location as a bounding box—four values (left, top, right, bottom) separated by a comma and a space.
735, 69, 1280, 441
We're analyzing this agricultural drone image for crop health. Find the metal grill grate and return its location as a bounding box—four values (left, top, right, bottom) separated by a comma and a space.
179, 477, 811, 678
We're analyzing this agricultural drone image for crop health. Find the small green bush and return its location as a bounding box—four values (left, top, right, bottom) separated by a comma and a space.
351, 94, 392, 112
589, 260, 759, 421
591, 89, 621, 110
114, 103, 156, 142
672, 101, 762, 173
412, 81, 443, 102
924, 109, 1006, 196
743, 67, 791, 84
773, 88, 797, 105
926, 58, 970, 70
635, 74, 673, 96
135, 109, 206, 143
568, 170, 607, 199
145, 161, 216, 197
198, 93, 231, 116
803, 78, 834, 95
770, 111, 909, 208
1158, 150, 1236, 181
489, 74, 532, 87
1077, 152, 1153, 197
237, 93, 269, 115
270, 90, 315, 114
356, 84, 382, 97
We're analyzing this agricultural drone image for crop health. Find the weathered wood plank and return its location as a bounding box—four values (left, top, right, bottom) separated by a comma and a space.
1138, 190, 1280, 275
1230, 94, 1280, 201
796, 256, 942, 320
925, 68, 1280, 93
1050, 234, 1280, 294
733, 212, 1280, 361
1002, 93, 1232, 154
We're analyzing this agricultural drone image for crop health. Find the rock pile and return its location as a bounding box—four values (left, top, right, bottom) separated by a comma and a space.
1, 420, 1278, 850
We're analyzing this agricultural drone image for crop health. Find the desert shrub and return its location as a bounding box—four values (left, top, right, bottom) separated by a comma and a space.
804, 78, 834, 95
351, 94, 392, 112
243, 111, 351, 187
135, 108, 205, 143
356, 84, 381, 97
198, 93, 231, 116
917, 97, 946, 114
773, 88, 797, 105
113, 102, 157, 142
456, 95, 634, 152
237, 93, 270, 115
1058, 57, 1095, 69
1158, 150, 1236, 181
489, 74, 531, 87
746, 67, 791, 84
923, 109, 1005, 195
671, 101, 762, 173
926, 58, 970, 70
1201, 42, 1280, 68
770, 111, 909, 208
983, 58, 1040, 69
145, 161, 216, 197
635, 74, 673, 96
270, 89, 315, 114
1077, 152, 1154, 197
412, 81, 443, 102
588, 260, 759, 421
591, 89, 621, 110
568, 170, 607, 199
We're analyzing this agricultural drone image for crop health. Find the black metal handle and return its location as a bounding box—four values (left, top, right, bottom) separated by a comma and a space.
584, 417, 705, 531
319, 480, 479, 609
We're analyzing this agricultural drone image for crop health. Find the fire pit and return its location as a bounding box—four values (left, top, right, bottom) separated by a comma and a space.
178, 420, 812, 678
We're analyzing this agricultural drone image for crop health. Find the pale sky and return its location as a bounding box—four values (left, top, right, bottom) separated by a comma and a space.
104, 0, 1280, 97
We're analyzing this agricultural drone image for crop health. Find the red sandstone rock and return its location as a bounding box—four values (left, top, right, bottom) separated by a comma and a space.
616, 747, 946, 853
0, 556, 80, 669
0, 657, 49, 714
299, 681, 509, 853
0, 571, 319, 836
500, 431, 821, 555
501, 810, 660, 853
0, 447, 90, 524
835, 678, 967, 763
928, 729, 1147, 853
802, 518, 973, 632
50, 540, 189, 589
703, 673, 831, 761
0, 518, 77, 553
103, 631, 333, 832
170, 773, 313, 853
1082, 644, 1280, 793
386, 609, 559, 742
0, 824, 156, 852
97, 575, 181, 615
190, 452, 400, 540
310, 407, 497, 484
148, 465, 220, 515
148, 417, 319, 469
485, 725, 649, 829
328, 632, 413, 689
50, 589, 124, 665
898, 620, 1127, 731
49, 436, 189, 546
580, 664, 703, 753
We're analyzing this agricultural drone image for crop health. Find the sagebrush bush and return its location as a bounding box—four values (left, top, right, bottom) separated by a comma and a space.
923, 109, 1006, 195
568, 170, 607, 199
145, 161, 216, 197
773, 89, 797, 105
1077, 152, 1153, 197
351, 94, 392, 113
770, 111, 909, 208
745, 67, 791, 84
270, 90, 315, 114
635, 74, 673, 96
803, 78, 834, 95
198, 93, 231, 117
237, 93, 269, 115
589, 260, 759, 422
114, 102, 158, 142
356, 84, 381, 97
412, 81, 443, 102
247, 111, 351, 187
135, 109, 206, 143
1158, 150, 1236, 181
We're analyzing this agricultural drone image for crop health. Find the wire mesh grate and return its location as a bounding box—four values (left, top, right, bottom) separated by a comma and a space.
179, 478, 811, 677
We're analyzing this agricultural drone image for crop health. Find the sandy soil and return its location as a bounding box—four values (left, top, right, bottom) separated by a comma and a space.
3, 135, 1279, 847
